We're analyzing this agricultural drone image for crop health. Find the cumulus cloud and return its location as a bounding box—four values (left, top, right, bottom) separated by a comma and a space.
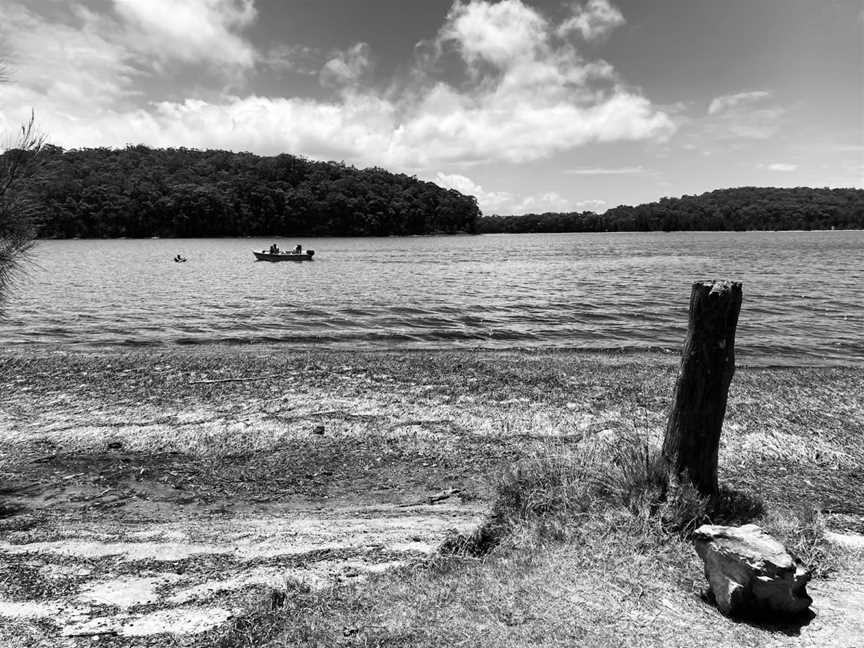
0, 0, 255, 124
389, 0, 672, 166
114, 0, 256, 67
1, 0, 673, 176
113, 0, 256, 67
557, 0, 625, 41
434, 172, 605, 214
572, 198, 607, 211
319, 43, 373, 89
0, 2, 137, 130
439, 0, 548, 68
434, 172, 515, 213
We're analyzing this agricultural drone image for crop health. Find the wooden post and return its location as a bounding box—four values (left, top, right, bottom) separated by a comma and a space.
662, 280, 742, 497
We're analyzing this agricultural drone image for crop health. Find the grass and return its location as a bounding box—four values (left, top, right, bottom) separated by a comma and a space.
1, 348, 863, 646
440, 435, 666, 555
213, 435, 849, 647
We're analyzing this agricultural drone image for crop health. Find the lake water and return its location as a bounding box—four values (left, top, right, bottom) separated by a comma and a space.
1, 232, 862, 366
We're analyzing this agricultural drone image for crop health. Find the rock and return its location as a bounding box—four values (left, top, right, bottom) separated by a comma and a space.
693, 523, 812, 618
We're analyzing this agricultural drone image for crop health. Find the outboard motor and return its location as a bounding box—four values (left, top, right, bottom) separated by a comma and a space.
307, 250, 315, 258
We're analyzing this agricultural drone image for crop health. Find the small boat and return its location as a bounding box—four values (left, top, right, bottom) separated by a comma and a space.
253, 250, 315, 262
173, 255, 187, 263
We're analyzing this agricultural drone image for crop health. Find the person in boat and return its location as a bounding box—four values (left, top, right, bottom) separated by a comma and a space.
293, 244, 302, 255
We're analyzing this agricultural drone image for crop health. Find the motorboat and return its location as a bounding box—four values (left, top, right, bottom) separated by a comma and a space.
253, 249, 315, 262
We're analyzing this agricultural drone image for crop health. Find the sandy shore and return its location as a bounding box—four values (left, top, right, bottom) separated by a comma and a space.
1, 348, 863, 645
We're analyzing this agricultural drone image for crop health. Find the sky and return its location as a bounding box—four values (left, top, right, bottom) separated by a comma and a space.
0, 0, 862, 214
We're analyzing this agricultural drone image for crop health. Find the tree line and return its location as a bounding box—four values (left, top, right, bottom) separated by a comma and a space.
9, 146, 480, 238
5, 144, 862, 239
478, 187, 864, 233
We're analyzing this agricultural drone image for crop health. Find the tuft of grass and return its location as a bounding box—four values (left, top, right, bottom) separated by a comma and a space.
765, 505, 842, 579
441, 434, 670, 556
442, 431, 773, 557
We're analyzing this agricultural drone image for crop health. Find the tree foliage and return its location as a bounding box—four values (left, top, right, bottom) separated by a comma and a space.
12, 146, 480, 238
479, 187, 864, 233
1, 107, 46, 307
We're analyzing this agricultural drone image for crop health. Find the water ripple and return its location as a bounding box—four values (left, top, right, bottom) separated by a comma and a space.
1, 232, 863, 366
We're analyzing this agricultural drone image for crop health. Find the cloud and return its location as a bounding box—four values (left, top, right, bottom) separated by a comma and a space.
433, 172, 516, 213
707, 91, 772, 116
563, 165, 646, 175
1, 0, 673, 174
0, 3, 137, 113
557, 0, 625, 41
391, 0, 672, 166
572, 198, 607, 211
319, 43, 373, 89
434, 172, 605, 214
761, 163, 798, 172
262, 44, 323, 76
0, 0, 256, 125
113, 0, 256, 68
703, 90, 785, 140
439, 0, 548, 68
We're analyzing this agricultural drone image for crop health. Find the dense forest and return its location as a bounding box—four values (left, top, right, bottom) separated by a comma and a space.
479, 187, 864, 233
5, 145, 863, 237
10, 146, 480, 238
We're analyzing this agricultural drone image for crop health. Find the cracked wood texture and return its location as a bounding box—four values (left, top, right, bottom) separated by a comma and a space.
662, 280, 743, 496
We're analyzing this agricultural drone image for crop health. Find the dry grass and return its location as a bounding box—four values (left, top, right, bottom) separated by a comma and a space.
213, 435, 853, 648
440, 435, 666, 555
2, 348, 863, 646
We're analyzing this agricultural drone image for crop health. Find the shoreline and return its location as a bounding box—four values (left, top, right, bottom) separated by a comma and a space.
2, 344, 861, 370
31, 228, 864, 241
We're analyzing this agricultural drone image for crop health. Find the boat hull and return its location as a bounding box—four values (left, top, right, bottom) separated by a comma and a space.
253, 251, 315, 262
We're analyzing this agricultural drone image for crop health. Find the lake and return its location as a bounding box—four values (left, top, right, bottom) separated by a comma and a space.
1, 231, 862, 366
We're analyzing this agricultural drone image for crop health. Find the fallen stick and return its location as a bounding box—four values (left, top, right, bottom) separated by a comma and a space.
397, 488, 462, 507
63, 627, 119, 638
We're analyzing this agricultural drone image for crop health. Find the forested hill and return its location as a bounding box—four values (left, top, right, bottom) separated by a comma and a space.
18, 146, 480, 238
479, 187, 864, 233
14, 147, 862, 237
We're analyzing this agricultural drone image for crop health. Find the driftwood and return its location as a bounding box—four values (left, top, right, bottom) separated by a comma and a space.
662, 280, 742, 496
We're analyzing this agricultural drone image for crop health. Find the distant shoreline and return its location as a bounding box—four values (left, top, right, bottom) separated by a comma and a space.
31, 228, 864, 241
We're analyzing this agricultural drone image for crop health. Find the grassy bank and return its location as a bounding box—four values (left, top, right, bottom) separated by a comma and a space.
1, 348, 863, 646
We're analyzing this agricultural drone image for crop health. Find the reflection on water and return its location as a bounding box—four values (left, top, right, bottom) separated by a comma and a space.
1, 231, 862, 366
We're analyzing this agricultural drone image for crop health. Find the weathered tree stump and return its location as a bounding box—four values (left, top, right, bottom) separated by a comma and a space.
662, 280, 742, 496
